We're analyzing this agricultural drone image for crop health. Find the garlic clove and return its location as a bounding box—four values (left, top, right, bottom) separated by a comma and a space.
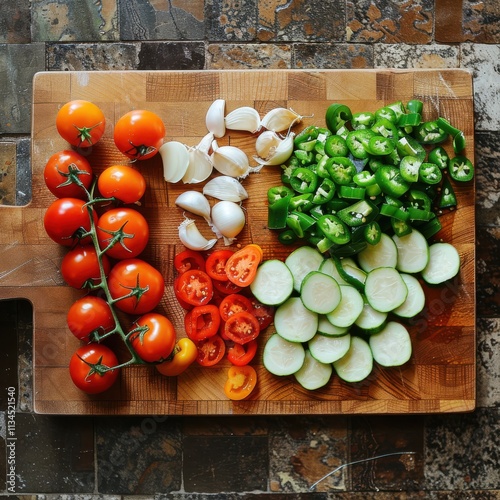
205, 99, 226, 138
203, 176, 249, 202
224, 106, 261, 133
160, 141, 190, 183
175, 191, 212, 223
261, 107, 303, 133
182, 147, 213, 184
211, 145, 250, 178
178, 218, 217, 251
197, 132, 214, 155
255, 130, 282, 159
211, 200, 246, 246
254, 132, 295, 166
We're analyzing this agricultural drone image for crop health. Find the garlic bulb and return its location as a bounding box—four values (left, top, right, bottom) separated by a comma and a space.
182, 146, 213, 184
261, 107, 303, 133
203, 176, 249, 202
175, 191, 211, 223
224, 106, 261, 133
178, 218, 217, 251
211, 144, 250, 178
211, 201, 246, 245
205, 99, 226, 138
254, 132, 295, 166
160, 141, 189, 183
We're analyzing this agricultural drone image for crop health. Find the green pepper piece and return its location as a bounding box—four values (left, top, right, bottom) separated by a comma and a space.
414, 121, 448, 144
312, 178, 336, 204
278, 229, 298, 245
364, 221, 382, 245
316, 236, 337, 253
385, 101, 406, 120
289, 193, 314, 212
293, 149, 314, 165
326, 157, 357, 186
397, 112, 422, 128
339, 185, 366, 200
281, 161, 299, 184
375, 106, 397, 124
336, 125, 349, 140
449, 155, 474, 182
324, 135, 348, 157
267, 185, 294, 205
317, 214, 351, 245
406, 189, 432, 212
309, 204, 325, 220
353, 170, 377, 187
418, 162, 443, 185
337, 199, 379, 227
374, 165, 410, 198
267, 186, 294, 229
438, 175, 457, 209
371, 118, 399, 140
419, 216, 442, 240
428, 146, 449, 170
296, 139, 318, 152
399, 155, 422, 183
407, 206, 433, 221
324, 198, 349, 213
452, 131, 466, 154
407, 99, 423, 115
367, 135, 395, 156
290, 167, 318, 193
325, 104, 353, 133
346, 129, 375, 159
294, 125, 319, 147
397, 134, 426, 161
391, 218, 412, 237
435, 117, 461, 137
351, 111, 375, 130
286, 211, 316, 238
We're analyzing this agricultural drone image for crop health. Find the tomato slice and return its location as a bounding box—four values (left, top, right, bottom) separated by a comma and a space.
219, 293, 254, 323
175, 269, 213, 306
174, 249, 206, 275
196, 334, 226, 366
185, 304, 221, 341
224, 365, 257, 400
205, 249, 234, 281
212, 278, 243, 295
227, 340, 258, 366
224, 311, 260, 345
225, 244, 262, 287
249, 297, 275, 331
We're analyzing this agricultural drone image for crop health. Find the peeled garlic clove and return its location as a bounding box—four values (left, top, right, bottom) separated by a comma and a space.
254, 132, 295, 166
224, 106, 261, 133
203, 176, 249, 202
211, 201, 246, 246
261, 107, 303, 133
175, 191, 212, 223
182, 147, 213, 184
160, 141, 189, 183
211, 145, 250, 178
178, 218, 217, 251
206, 99, 226, 138
197, 132, 214, 155
255, 130, 282, 159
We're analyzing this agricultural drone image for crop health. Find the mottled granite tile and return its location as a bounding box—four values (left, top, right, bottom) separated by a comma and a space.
461, 44, 500, 132
182, 415, 268, 436
463, 0, 500, 43
294, 43, 374, 69
0, 1, 31, 43
15, 299, 33, 413
424, 409, 500, 490
0, 142, 16, 206
138, 42, 205, 70
258, 0, 345, 43
120, 0, 204, 41
476, 226, 500, 317
0, 43, 45, 134
47, 42, 139, 70
31, 0, 119, 42
477, 318, 500, 408
268, 416, 348, 493
374, 43, 459, 69
350, 416, 424, 492
346, 0, 433, 43
15, 138, 31, 206
96, 416, 181, 495
164, 494, 329, 499
207, 43, 291, 69
206, 0, 257, 42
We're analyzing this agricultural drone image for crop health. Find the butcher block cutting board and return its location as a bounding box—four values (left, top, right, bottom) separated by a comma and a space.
0, 69, 475, 415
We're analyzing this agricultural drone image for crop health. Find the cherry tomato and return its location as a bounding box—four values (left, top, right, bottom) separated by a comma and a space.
219, 293, 253, 322
196, 334, 226, 367
184, 304, 221, 341
44, 197, 97, 247
97, 165, 146, 204
224, 311, 260, 345
60, 245, 111, 289
114, 109, 165, 161
225, 244, 263, 287
174, 249, 206, 275
205, 249, 234, 281
224, 365, 257, 400
174, 269, 213, 307
69, 343, 119, 394
96, 208, 149, 260
227, 340, 258, 366
44, 150, 94, 199
250, 297, 275, 331
108, 258, 164, 315
56, 100, 106, 148
130, 313, 176, 363
67, 296, 115, 342
156, 338, 198, 376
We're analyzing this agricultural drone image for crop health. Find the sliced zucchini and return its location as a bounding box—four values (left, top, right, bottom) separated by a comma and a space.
326, 284, 364, 328
294, 350, 333, 390
357, 233, 398, 273
317, 315, 349, 337
300, 271, 342, 314
274, 297, 318, 343
263, 333, 305, 376
369, 321, 412, 367
392, 273, 426, 318
333, 336, 373, 383
354, 299, 388, 334
421, 242, 460, 284
392, 228, 429, 273
364, 267, 408, 312
308, 333, 351, 364
285, 246, 325, 292
250, 259, 294, 305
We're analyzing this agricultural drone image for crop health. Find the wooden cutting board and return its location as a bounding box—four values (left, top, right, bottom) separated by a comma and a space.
0, 69, 475, 415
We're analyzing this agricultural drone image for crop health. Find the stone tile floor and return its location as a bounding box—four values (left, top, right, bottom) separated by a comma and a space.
0, 0, 499, 497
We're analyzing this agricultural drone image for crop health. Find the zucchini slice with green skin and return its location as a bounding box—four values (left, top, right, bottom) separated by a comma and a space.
357, 233, 398, 273
392, 273, 425, 318
263, 333, 305, 376
308, 333, 351, 364
364, 267, 408, 312
333, 336, 373, 383
421, 242, 460, 284
294, 350, 333, 390
274, 297, 318, 343
317, 315, 349, 337
369, 321, 412, 367
300, 271, 342, 314
326, 284, 364, 328
392, 229, 429, 274
354, 299, 388, 334
250, 259, 294, 306
285, 246, 324, 292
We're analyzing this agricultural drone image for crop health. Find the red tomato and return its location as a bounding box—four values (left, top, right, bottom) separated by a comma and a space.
44, 197, 97, 247
196, 334, 226, 367
96, 207, 149, 260
184, 304, 221, 341
250, 298, 275, 331
44, 149, 94, 199
60, 245, 111, 289
205, 249, 234, 281
227, 339, 258, 366
224, 365, 257, 400
67, 296, 115, 342
108, 258, 164, 315
97, 165, 146, 204
174, 249, 206, 275
69, 343, 119, 394
225, 244, 263, 287
56, 100, 106, 148
219, 293, 253, 322
175, 269, 213, 307
212, 279, 243, 295
130, 313, 176, 363
224, 311, 260, 345
114, 109, 165, 161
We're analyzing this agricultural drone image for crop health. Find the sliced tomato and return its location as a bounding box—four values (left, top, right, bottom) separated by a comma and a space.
196, 334, 226, 367
205, 249, 234, 281
227, 340, 258, 366
225, 244, 262, 287
212, 278, 243, 296
224, 365, 257, 400
185, 304, 221, 341
249, 297, 275, 331
174, 249, 206, 275
175, 269, 213, 306
219, 293, 253, 322
224, 311, 260, 345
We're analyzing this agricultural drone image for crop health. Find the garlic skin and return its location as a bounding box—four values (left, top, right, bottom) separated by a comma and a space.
211, 144, 250, 178
160, 141, 189, 183
203, 176, 249, 202
211, 201, 246, 246
205, 99, 226, 138
261, 108, 303, 133
182, 146, 213, 184
254, 132, 295, 166
224, 106, 261, 133
178, 218, 217, 251
175, 191, 212, 223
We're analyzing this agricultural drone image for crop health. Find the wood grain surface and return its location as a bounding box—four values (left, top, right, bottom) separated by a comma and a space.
0, 69, 475, 415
